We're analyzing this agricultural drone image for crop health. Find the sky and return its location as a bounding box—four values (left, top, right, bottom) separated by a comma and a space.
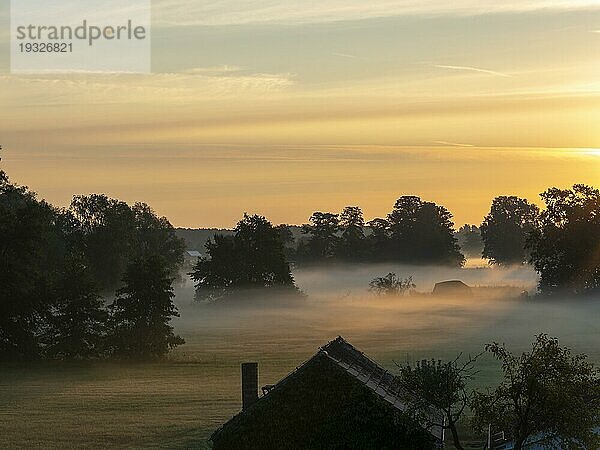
1, 1, 599, 227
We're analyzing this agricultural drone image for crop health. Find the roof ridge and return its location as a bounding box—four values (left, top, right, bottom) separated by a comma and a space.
211, 337, 445, 443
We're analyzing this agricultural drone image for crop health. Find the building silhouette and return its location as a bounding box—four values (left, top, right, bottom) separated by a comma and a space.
211, 336, 444, 449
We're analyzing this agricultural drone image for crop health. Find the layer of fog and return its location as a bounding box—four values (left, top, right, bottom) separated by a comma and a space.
292, 261, 537, 299
170, 261, 600, 375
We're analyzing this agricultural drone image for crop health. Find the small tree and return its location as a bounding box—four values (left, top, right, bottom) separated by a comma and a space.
109, 255, 184, 359
191, 214, 297, 301
369, 273, 415, 297
398, 355, 479, 450
471, 334, 600, 450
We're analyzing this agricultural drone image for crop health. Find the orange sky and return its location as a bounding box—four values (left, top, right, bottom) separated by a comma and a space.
1, 3, 599, 227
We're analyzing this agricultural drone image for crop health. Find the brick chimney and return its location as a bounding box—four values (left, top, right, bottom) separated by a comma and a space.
241, 362, 258, 410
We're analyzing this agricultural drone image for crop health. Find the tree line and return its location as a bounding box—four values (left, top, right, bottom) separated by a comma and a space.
191, 186, 600, 299
1, 169, 185, 360
293, 198, 465, 266
3, 145, 600, 359
189, 196, 464, 301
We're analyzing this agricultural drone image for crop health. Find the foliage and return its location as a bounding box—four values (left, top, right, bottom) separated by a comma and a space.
191, 214, 298, 301
0, 171, 65, 358
45, 253, 107, 359
386, 196, 465, 266
0, 170, 110, 360
398, 355, 479, 450
296, 198, 464, 265
274, 224, 296, 261
337, 206, 367, 260
70, 194, 185, 291
0, 174, 107, 360
369, 273, 415, 297
366, 217, 390, 259
1, 157, 185, 360
109, 255, 184, 359
528, 184, 600, 295
471, 334, 600, 450
480, 196, 539, 265
300, 211, 340, 261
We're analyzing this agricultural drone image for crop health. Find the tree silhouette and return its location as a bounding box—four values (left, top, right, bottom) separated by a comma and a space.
45, 253, 107, 359
471, 334, 600, 450
367, 217, 391, 260
131, 202, 185, 275
480, 196, 539, 265
275, 224, 296, 261
528, 184, 600, 295
368, 273, 415, 297
0, 174, 185, 360
337, 206, 366, 260
191, 214, 297, 301
70, 194, 134, 289
387, 196, 464, 266
398, 355, 479, 450
0, 171, 62, 359
109, 255, 184, 359
301, 212, 340, 261
70, 194, 184, 291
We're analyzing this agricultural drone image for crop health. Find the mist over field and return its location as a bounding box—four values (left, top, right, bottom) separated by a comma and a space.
2, 0, 599, 446
172, 261, 599, 372
2, 261, 599, 449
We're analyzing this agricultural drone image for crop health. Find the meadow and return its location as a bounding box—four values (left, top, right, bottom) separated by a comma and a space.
2, 263, 599, 449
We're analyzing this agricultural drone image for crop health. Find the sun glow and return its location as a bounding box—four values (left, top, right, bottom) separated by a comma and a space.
581, 148, 600, 157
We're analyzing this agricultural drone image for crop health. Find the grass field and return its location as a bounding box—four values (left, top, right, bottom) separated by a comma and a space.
2, 264, 599, 449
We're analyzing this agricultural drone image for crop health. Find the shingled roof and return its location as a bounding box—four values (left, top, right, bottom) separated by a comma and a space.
319, 337, 445, 441
211, 336, 445, 444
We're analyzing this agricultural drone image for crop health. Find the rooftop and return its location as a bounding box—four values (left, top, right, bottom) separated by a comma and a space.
319, 337, 444, 441
212, 336, 444, 443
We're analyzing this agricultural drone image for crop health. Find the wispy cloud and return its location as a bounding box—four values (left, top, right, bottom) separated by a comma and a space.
434, 140, 475, 147
153, 0, 600, 27
0, 70, 295, 108
332, 52, 356, 59
184, 65, 246, 75
434, 64, 513, 78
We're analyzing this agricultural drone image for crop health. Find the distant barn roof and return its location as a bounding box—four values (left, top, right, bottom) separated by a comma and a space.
433, 280, 472, 296
211, 336, 444, 443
